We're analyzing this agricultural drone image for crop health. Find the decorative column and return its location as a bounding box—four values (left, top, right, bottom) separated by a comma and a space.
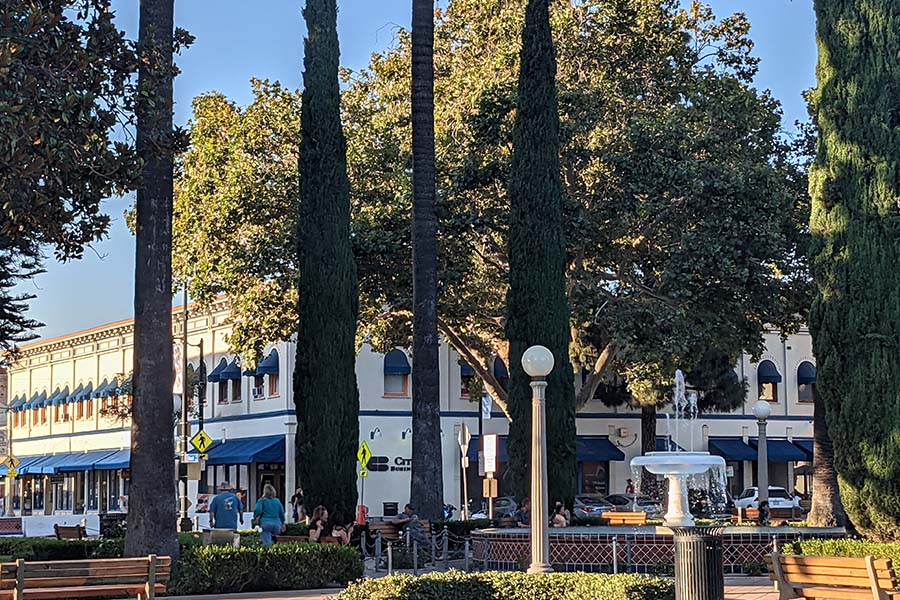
522, 345, 554, 575
752, 401, 771, 504
284, 418, 298, 522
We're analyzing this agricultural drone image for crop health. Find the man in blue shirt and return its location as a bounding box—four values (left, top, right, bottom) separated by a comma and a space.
209, 482, 244, 530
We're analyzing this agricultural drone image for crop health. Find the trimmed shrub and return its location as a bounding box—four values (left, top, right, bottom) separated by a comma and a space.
789, 538, 900, 571
169, 543, 363, 595
0, 538, 108, 561
337, 571, 674, 600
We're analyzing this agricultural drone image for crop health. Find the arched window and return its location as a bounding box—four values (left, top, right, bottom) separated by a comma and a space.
460, 362, 475, 397
797, 361, 816, 404
757, 360, 782, 403
256, 349, 280, 397
384, 350, 411, 397
493, 357, 510, 392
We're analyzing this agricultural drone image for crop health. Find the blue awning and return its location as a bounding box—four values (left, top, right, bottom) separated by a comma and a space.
8, 395, 25, 411
207, 358, 228, 383
22, 392, 41, 410
43, 388, 64, 407
91, 379, 110, 398
204, 435, 285, 465
18, 455, 55, 476
65, 384, 84, 404
793, 439, 813, 461
709, 438, 757, 462
384, 350, 411, 375
256, 350, 279, 375
797, 362, 816, 385
750, 438, 807, 462
51, 387, 69, 406
58, 450, 120, 473
460, 362, 475, 377
656, 437, 684, 452
94, 449, 130, 471
100, 378, 119, 398
493, 357, 509, 380
466, 435, 509, 462
219, 359, 242, 381
73, 382, 93, 402
32, 453, 81, 475
757, 360, 782, 384
578, 437, 626, 462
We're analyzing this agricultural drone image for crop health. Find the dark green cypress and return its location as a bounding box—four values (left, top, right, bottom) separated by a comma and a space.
809, 0, 900, 537
505, 0, 577, 505
295, 0, 360, 521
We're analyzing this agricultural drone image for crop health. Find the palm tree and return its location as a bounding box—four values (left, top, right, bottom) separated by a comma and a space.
125, 0, 178, 558
808, 388, 848, 527
409, 0, 443, 520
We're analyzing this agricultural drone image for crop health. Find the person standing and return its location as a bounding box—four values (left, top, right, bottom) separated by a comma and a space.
625, 479, 635, 494
290, 487, 305, 523
253, 483, 286, 546
209, 482, 243, 530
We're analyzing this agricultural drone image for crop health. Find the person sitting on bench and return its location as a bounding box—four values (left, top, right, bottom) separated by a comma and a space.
392, 503, 431, 549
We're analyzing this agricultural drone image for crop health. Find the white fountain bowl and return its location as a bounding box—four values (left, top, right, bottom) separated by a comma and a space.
631, 451, 726, 476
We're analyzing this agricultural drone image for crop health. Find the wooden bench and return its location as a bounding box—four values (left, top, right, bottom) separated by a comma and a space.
273, 535, 309, 544
732, 507, 801, 524
368, 520, 432, 543
0, 520, 22, 537
602, 511, 647, 526
767, 552, 898, 599
0, 555, 170, 600
53, 525, 86, 541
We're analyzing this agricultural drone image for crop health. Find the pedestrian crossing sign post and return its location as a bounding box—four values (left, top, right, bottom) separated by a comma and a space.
190, 430, 214, 454
2, 455, 20, 473
357, 441, 372, 478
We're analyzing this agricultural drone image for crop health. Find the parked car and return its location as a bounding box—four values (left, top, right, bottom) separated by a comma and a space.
573, 494, 615, 518
733, 486, 796, 510
605, 493, 663, 517
470, 496, 517, 519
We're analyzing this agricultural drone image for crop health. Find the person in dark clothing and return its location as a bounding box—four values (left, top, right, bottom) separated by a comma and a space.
757, 500, 770, 526
514, 497, 532, 528
392, 503, 432, 549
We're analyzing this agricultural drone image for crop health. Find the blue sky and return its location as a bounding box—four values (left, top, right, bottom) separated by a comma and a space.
20, 0, 817, 341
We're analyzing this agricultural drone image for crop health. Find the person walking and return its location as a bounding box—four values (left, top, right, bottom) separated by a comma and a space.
253, 483, 286, 546
290, 487, 305, 523
209, 482, 243, 530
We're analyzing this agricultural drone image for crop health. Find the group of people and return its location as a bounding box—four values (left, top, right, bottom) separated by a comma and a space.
209, 481, 287, 546
512, 497, 572, 528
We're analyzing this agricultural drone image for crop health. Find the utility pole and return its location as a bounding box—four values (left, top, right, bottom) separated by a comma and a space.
178, 285, 191, 532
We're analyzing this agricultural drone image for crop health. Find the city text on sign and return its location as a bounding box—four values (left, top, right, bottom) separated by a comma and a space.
190, 430, 214, 454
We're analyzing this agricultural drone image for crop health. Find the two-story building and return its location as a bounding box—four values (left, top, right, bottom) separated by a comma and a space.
2, 299, 816, 520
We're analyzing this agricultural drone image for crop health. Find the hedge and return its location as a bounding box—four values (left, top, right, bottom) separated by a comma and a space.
337, 571, 674, 600
789, 538, 900, 572
169, 544, 363, 595
0, 538, 121, 561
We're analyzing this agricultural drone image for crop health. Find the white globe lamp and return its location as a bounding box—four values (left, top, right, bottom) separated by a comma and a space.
522, 345, 554, 378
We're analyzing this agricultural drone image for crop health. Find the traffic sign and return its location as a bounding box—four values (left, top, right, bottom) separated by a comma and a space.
357, 441, 372, 467
457, 423, 471, 454
359, 469, 369, 479
2, 455, 20, 471
5, 471, 16, 478
483, 434, 498, 474
190, 430, 214, 454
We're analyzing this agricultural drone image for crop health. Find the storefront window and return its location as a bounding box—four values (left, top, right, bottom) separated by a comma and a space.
579, 461, 609, 495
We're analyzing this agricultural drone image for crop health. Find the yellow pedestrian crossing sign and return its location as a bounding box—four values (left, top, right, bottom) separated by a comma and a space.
190, 430, 214, 454
357, 441, 371, 467
2, 455, 20, 472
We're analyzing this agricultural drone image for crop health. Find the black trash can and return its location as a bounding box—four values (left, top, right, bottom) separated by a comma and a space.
383, 502, 399, 517
671, 526, 725, 600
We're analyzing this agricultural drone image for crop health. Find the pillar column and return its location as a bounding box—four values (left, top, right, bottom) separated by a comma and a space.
284, 418, 297, 522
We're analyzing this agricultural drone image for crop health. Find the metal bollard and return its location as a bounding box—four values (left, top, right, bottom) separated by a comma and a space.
80, 518, 88, 530
193, 516, 199, 532
431, 531, 437, 565
413, 540, 419, 575
443, 526, 449, 570
464, 539, 470, 572
772, 534, 779, 553
612, 536, 618, 574
374, 531, 383, 574
387, 542, 394, 574
406, 528, 411, 546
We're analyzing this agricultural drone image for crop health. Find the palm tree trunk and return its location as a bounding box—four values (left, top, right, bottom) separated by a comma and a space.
808, 387, 848, 528
409, 0, 443, 521
126, 0, 177, 558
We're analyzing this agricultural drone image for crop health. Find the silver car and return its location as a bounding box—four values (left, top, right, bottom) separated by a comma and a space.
573, 494, 615, 518
605, 493, 663, 517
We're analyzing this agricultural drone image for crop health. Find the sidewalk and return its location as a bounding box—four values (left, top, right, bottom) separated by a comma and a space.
725, 577, 776, 600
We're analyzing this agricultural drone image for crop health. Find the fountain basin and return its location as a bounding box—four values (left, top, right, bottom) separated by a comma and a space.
632, 451, 726, 475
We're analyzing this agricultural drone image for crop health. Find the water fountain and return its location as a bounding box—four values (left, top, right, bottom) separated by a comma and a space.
631, 370, 726, 527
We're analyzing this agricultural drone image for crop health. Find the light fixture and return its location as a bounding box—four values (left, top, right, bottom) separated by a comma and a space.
369, 427, 383, 440
752, 400, 771, 421
521, 345, 554, 378
401, 427, 412, 440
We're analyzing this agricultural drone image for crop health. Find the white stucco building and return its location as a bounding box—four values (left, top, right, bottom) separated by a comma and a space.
2, 299, 817, 519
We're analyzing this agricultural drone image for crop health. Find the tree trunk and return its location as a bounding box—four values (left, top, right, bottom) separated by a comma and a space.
126, 0, 177, 558
505, 0, 577, 504
295, 0, 360, 522
409, 0, 443, 521
639, 404, 660, 499
808, 386, 848, 528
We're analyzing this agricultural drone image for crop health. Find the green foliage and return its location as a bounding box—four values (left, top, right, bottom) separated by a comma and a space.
337, 571, 674, 600
295, 0, 360, 520
169, 544, 362, 595
790, 539, 900, 573
0, 538, 109, 561
808, 0, 900, 539
505, 0, 576, 504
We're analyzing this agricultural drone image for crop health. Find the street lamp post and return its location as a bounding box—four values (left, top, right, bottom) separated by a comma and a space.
178, 285, 192, 533
752, 400, 771, 505
522, 345, 554, 575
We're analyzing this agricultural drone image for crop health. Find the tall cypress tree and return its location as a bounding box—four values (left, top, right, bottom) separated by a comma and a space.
505, 0, 576, 505
295, 0, 360, 521
809, 0, 900, 537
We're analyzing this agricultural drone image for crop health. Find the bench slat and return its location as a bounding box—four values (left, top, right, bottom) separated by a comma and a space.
14, 558, 170, 572
792, 586, 893, 599
773, 563, 894, 580
0, 575, 171, 590
18, 565, 171, 576
767, 572, 896, 588
775, 555, 892, 570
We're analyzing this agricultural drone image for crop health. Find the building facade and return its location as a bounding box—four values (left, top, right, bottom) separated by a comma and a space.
3, 301, 817, 519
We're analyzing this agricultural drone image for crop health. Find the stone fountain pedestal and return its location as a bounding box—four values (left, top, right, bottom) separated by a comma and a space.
671, 527, 726, 600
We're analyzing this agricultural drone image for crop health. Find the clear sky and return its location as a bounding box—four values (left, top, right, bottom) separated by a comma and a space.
19, 0, 817, 341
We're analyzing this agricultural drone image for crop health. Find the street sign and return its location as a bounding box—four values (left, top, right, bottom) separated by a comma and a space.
357, 441, 372, 467
359, 469, 369, 479
2, 455, 20, 472
190, 430, 214, 454
481, 393, 492, 420
483, 477, 498, 498
457, 423, 471, 455
5, 471, 16, 478
483, 433, 498, 474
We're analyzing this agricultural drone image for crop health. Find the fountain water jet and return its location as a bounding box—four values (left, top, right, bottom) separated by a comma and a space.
631, 370, 726, 527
